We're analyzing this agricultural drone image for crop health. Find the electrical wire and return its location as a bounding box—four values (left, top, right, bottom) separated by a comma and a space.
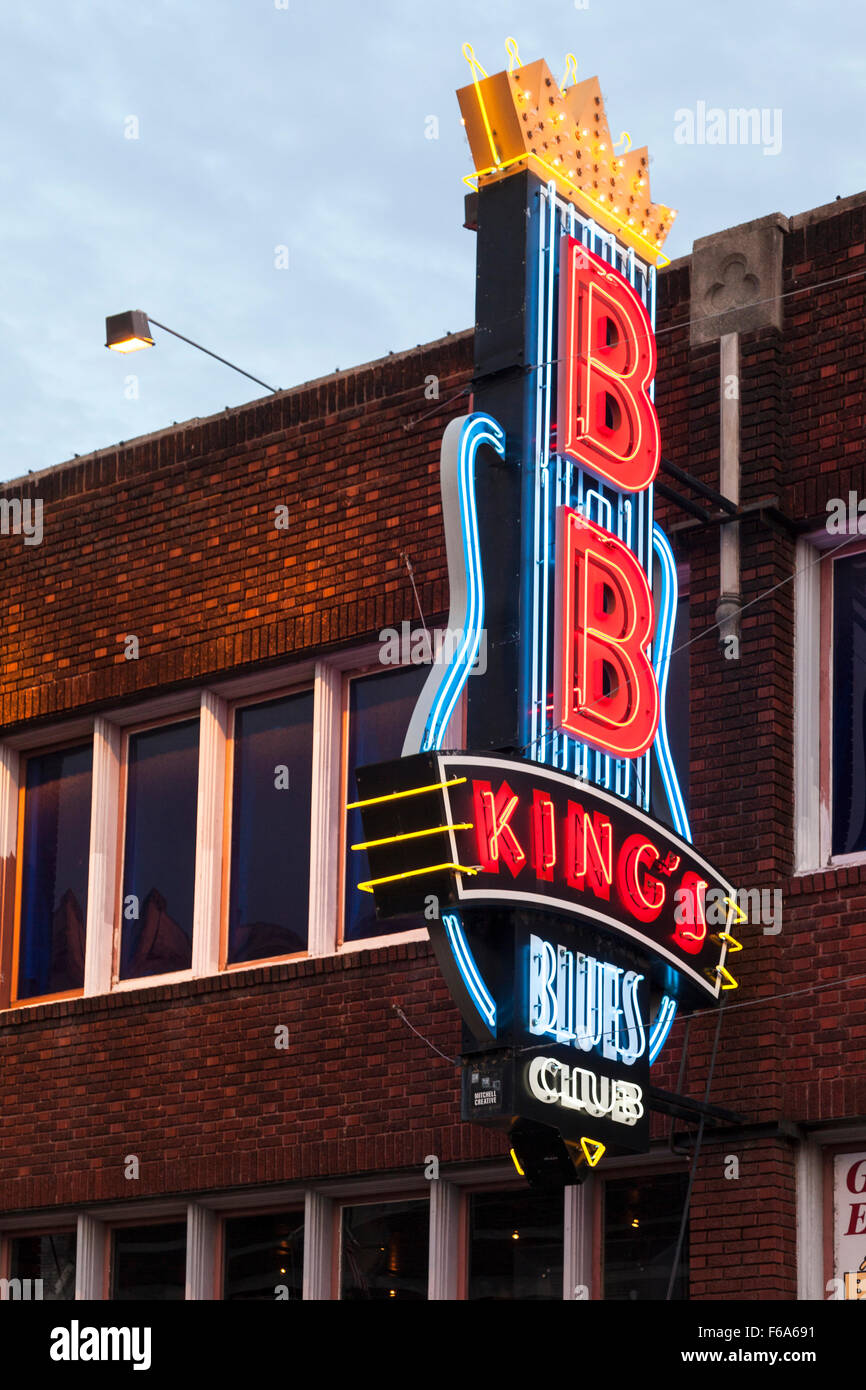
665, 994, 727, 1300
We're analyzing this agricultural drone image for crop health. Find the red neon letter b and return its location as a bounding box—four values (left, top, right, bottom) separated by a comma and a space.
554, 508, 659, 758
557, 237, 660, 493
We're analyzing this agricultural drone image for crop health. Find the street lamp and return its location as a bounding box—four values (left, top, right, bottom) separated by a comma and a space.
105, 310, 278, 394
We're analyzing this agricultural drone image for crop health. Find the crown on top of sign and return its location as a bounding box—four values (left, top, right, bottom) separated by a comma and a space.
458, 39, 677, 266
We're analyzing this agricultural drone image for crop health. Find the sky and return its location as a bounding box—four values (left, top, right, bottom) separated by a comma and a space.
1, 0, 864, 481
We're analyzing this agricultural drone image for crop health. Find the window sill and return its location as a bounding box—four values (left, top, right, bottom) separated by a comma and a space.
0, 937, 437, 1024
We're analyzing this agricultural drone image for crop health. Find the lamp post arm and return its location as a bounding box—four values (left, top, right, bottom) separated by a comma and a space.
147, 318, 278, 395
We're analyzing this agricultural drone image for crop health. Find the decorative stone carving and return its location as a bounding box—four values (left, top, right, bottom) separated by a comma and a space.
690, 212, 788, 345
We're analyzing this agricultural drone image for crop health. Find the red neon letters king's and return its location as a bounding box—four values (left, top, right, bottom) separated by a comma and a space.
557, 237, 660, 493
554, 509, 660, 758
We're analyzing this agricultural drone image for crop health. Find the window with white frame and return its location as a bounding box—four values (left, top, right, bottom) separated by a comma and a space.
110, 1221, 187, 1300
342, 663, 431, 944
825, 547, 866, 857
222, 1208, 304, 1300
13, 741, 93, 1004
339, 1197, 430, 1300
603, 1171, 688, 1300
224, 688, 315, 965
0, 650, 440, 1010
465, 1187, 564, 1301
6, 1230, 76, 1300
796, 534, 866, 871
118, 718, 200, 981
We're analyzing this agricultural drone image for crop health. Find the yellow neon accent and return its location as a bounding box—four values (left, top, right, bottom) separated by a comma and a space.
711, 930, 743, 952
462, 41, 500, 167
351, 823, 473, 852
463, 150, 672, 267
509, 1147, 525, 1177
462, 173, 479, 190
461, 40, 488, 79
614, 130, 632, 151
505, 36, 522, 71
559, 52, 578, 92
346, 777, 466, 811
724, 895, 748, 924
580, 1137, 605, 1167
704, 963, 739, 990
358, 862, 479, 893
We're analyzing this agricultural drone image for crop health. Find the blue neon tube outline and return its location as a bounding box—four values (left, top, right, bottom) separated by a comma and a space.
442, 911, 497, 1031
649, 994, 678, 1064
402, 412, 505, 757
651, 522, 692, 843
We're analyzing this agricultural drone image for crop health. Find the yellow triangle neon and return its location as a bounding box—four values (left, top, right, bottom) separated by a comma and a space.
710, 930, 743, 952
704, 963, 739, 990
724, 895, 748, 924
580, 1137, 605, 1167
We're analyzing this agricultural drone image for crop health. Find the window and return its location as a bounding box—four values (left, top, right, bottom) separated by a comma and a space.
343, 665, 429, 942
340, 1199, 429, 1299
223, 1210, 304, 1300
119, 720, 199, 980
111, 1222, 186, 1300
830, 551, 866, 856
603, 1172, 688, 1299
226, 691, 314, 964
466, 1189, 563, 1300
15, 742, 92, 1002
8, 1232, 76, 1299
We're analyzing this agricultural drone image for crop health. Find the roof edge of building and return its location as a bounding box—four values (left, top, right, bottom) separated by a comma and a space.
3, 329, 475, 495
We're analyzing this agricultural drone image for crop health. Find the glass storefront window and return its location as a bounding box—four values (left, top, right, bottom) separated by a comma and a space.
604, 1172, 689, 1300
8, 1232, 76, 1299
467, 1189, 563, 1300
223, 1210, 304, 1300
340, 1199, 429, 1299
111, 1222, 186, 1300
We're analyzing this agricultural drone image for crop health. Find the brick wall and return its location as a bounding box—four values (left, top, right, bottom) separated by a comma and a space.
0, 333, 473, 730
1, 198, 864, 1300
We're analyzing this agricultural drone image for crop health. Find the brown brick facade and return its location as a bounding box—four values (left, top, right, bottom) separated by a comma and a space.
1, 195, 865, 1301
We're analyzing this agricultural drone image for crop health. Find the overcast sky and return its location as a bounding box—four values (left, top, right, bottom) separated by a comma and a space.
1, 0, 864, 481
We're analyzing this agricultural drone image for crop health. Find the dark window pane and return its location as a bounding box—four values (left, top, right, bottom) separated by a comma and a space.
467, 1189, 563, 1300
604, 1172, 689, 1299
120, 720, 199, 980
341, 1200, 428, 1300
833, 554, 866, 854
18, 743, 92, 1000
228, 692, 314, 963
111, 1223, 186, 1300
9, 1233, 76, 1300
344, 666, 429, 941
223, 1211, 304, 1301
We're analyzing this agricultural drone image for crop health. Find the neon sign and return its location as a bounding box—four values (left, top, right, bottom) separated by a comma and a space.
352, 750, 736, 1004
557, 239, 660, 493
348, 44, 741, 1173
553, 508, 660, 757
528, 935, 646, 1065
